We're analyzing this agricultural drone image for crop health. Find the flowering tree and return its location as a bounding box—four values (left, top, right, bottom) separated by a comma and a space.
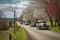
45, 0, 60, 27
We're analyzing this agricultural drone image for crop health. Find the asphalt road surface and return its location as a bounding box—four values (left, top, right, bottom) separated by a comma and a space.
17, 22, 60, 40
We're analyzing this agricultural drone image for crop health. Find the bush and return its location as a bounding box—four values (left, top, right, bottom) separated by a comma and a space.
0, 18, 9, 31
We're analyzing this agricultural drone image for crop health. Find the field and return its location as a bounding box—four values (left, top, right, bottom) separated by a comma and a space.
0, 27, 26, 40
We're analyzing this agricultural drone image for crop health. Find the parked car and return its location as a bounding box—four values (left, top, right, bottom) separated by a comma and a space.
25, 22, 29, 25
36, 20, 49, 30
20, 22, 23, 24
30, 22, 36, 27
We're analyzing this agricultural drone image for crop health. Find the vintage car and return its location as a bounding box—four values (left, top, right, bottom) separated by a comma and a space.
36, 20, 49, 30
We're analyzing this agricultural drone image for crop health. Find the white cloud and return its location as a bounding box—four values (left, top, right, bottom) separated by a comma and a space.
0, 4, 10, 9
0, 1, 30, 18
20, 1, 30, 5
0, 1, 30, 9
16, 1, 30, 9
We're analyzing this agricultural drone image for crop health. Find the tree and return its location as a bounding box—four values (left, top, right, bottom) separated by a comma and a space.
0, 9, 9, 30
45, 0, 60, 27
0, 9, 4, 18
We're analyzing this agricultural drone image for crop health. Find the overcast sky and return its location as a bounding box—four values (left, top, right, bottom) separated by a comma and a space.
0, 0, 30, 4
0, 0, 30, 18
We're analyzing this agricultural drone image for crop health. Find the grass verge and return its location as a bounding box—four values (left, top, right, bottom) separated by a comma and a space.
13, 27, 26, 40
49, 26, 60, 32
0, 31, 9, 40
0, 27, 26, 40
46, 22, 60, 32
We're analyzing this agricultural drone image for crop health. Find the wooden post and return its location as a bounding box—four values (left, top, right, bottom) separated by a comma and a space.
14, 10, 16, 33
9, 34, 12, 40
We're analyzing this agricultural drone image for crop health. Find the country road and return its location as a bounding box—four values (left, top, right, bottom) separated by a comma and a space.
16, 21, 60, 40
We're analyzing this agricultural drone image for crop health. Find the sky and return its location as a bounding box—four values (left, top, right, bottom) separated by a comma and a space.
0, 0, 30, 4
0, 0, 30, 18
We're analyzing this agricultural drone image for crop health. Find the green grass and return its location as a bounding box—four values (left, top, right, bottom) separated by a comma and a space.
9, 27, 16, 39
0, 27, 15, 40
13, 27, 26, 40
49, 26, 60, 32
0, 26, 26, 40
46, 22, 60, 32
0, 31, 9, 40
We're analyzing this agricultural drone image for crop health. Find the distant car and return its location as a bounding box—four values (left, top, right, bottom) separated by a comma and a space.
36, 20, 49, 30
30, 22, 36, 27
25, 22, 29, 25
21, 22, 23, 24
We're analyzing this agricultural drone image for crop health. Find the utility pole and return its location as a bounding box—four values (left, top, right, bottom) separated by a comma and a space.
14, 10, 16, 33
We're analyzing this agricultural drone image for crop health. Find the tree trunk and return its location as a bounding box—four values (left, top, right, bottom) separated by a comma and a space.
54, 19, 57, 26
55, 17, 60, 28
47, 14, 53, 25
57, 18, 60, 28
49, 16, 53, 25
